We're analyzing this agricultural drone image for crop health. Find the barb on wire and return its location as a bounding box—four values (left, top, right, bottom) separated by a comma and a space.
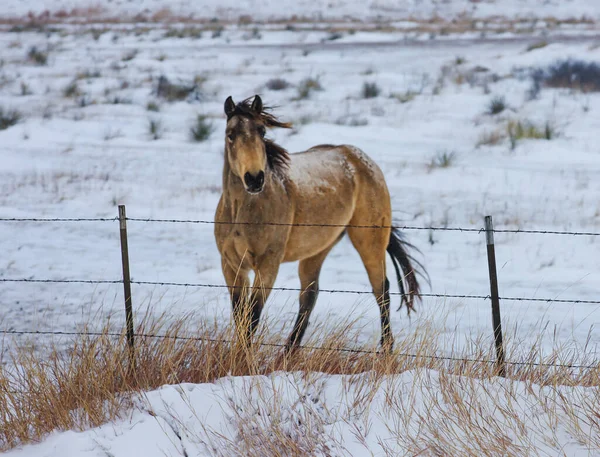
2, 329, 598, 370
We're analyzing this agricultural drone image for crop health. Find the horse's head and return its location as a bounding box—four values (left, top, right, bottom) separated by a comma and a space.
223, 95, 291, 194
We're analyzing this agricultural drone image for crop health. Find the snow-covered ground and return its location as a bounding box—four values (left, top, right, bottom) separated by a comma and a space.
6, 370, 600, 456
2, 1, 600, 453
2, 0, 600, 22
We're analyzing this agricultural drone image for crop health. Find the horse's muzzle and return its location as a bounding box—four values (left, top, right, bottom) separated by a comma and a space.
244, 171, 264, 194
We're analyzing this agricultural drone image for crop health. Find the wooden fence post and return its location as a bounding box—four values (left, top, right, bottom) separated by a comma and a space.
485, 215, 506, 377
118, 205, 135, 368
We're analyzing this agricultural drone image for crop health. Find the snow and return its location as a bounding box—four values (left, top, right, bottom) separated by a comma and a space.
2, 0, 600, 22
5, 370, 600, 456
2, 0, 600, 454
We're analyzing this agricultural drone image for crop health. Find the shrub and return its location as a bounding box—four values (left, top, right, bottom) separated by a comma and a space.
27, 46, 47, 65
190, 114, 214, 142
326, 31, 343, 41
265, 78, 291, 91
487, 95, 506, 115
532, 60, 600, 94
0, 107, 22, 130
148, 118, 163, 140
155, 75, 197, 102
295, 77, 323, 100
428, 150, 456, 170
362, 82, 381, 99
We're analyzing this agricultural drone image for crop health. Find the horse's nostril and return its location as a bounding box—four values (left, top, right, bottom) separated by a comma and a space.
244, 172, 252, 187
244, 171, 265, 191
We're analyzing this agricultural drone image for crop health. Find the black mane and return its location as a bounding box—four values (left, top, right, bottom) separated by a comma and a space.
230, 97, 293, 177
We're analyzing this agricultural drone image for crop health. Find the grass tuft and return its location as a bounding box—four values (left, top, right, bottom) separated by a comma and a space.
190, 114, 214, 142
362, 81, 381, 99
526, 40, 548, 52
427, 150, 456, 170
487, 95, 506, 115
27, 46, 48, 65
148, 118, 163, 140
507, 119, 556, 150
295, 77, 323, 100
0, 107, 22, 130
265, 78, 291, 91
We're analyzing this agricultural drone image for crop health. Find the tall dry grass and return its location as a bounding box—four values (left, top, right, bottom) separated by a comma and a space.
0, 309, 599, 453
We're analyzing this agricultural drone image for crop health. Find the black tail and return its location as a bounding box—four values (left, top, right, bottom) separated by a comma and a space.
387, 227, 426, 314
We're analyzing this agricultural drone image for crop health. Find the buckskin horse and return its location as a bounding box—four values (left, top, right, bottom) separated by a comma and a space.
214, 95, 423, 352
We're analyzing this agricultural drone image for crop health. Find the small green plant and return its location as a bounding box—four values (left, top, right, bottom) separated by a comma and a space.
455, 56, 466, 65
526, 40, 548, 52
27, 46, 48, 65
362, 82, 381, 99
487, 95, 506, 115
0, 107, 22, 130
148, 118, 163, 140
146, 101, 160, 112
427, 150, 456, 170
190, 114, 214, 142
295, 77, 323, 100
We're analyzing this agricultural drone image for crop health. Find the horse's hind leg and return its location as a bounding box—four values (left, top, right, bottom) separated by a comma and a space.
347, 227, 394, 350
286, 241, 339, 353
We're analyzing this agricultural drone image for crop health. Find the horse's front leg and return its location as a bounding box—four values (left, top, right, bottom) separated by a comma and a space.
222, 258, 251, 340
247, 256, 281, 342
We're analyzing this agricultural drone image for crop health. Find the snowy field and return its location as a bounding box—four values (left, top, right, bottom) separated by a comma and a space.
2, 0, 600, 454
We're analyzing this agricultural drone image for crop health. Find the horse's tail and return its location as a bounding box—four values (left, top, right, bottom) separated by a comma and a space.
386, 227, 426, 314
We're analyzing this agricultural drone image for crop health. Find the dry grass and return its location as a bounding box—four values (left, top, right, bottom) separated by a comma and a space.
1, 309, 599, 454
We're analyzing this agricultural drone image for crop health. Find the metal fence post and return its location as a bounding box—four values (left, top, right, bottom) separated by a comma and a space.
484, 215, 506, 377
118, 205, 135, 368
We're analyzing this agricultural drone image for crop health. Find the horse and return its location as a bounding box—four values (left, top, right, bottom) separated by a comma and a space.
214, 95, 424, 352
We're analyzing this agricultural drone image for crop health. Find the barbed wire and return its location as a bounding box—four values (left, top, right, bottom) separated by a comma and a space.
1, 277, 599, 305
1, 216, 599, 236
1, 329, 598, 370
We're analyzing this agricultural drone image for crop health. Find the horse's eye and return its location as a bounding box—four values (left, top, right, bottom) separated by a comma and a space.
258, 127, 266, 138
226, 133, 234, 142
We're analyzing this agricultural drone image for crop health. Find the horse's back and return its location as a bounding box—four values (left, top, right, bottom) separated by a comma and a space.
282, 144, 391, 262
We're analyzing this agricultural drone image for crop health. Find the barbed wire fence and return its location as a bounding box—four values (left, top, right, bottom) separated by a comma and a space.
1, 206, 599, 375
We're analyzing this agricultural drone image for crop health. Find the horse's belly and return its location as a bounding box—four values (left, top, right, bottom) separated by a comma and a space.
283, 226, 345, 262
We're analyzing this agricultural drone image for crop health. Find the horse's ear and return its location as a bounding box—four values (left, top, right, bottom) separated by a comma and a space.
251, 94, 262, 113
224, 96, 235, 119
